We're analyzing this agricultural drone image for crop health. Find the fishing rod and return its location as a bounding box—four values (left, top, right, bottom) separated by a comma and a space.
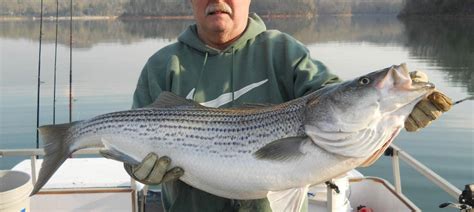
453, 96, 474, 105
36, 0, 44, 150
439, 184, 473, 212
69, 0, 73, 123
53, 0, 59, 124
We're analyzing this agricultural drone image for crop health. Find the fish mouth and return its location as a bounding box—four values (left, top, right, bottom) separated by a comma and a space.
409, 81, 435, 92
378, 63, 435, 93
375, 63, 435, 115
394, 63, 411, 88
205, 3, 233, 16
395, 64, 435, 93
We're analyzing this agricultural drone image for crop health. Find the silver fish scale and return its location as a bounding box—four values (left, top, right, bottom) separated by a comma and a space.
72, 100, 307, 158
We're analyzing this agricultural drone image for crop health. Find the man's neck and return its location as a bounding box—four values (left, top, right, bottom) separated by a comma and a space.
197, 28, 245, 50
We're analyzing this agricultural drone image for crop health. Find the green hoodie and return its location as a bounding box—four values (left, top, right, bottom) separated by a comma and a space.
132, 13, 339, 212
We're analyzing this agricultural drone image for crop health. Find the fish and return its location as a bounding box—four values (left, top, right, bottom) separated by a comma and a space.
32, 63, 434, 211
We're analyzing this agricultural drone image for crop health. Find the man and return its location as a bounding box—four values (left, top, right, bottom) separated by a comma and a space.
123, 0, 452, 211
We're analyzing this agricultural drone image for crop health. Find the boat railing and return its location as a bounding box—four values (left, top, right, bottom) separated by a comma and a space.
387, 144, 461, 199
0, 148, 105, 187
0, 144, 464, 211
0, 148, 143, 211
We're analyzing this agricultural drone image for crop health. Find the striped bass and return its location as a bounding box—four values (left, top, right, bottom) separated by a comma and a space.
31, 63, 434, 211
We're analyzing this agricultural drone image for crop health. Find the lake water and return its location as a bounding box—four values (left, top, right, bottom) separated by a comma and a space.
0, 15, 472, 211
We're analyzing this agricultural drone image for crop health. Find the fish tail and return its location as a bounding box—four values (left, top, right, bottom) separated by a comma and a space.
30, 121, 79, 196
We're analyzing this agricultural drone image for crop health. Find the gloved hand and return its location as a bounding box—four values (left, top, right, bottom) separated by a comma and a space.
360, 71, 453, 167
124, 153, 184, 185
405, 71, 453, 132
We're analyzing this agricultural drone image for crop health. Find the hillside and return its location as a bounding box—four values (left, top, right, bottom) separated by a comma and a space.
0, 0, 128, 17
4, 0, 471, 18
1, 0, 403, 17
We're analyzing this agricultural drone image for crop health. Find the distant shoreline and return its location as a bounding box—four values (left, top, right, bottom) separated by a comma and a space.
0, 14, 316, 21
0, 15, 191, 21
0, 16, 119, 21
0, 14, 382, 22
1, 14, 473, 21
398, 14, 474, 20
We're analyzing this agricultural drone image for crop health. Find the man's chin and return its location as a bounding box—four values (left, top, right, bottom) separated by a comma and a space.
206, 22, 231, 33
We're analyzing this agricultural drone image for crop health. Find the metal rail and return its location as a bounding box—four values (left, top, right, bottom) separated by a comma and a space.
0, 148, 145, 212
0, 148, 101, 156
0, 145, 463, 208
0, 148, 102, 186
387, 144, 462, 199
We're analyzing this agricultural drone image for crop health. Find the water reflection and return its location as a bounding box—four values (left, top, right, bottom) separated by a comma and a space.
401, 18, 474, 94
0, 16, 472, 92
265, 16, 405, 44
121, 19, 193, 40
1, 16, 472, 211
0, 20, 144, 48
0, 16, 405, 46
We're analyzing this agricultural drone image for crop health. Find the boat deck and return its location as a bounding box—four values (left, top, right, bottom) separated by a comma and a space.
10, 158, 419, 211
12, 158, 141, 212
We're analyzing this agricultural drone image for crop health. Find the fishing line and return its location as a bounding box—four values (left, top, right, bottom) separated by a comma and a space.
36, 0, 44, 150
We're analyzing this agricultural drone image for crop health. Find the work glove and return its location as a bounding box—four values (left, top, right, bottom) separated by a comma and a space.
124, 153, 184, 185
360, 71, 452, 167
404, 71, 453, 132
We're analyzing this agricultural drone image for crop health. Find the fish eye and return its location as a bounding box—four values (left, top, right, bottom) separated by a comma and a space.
359, 77, 371, 85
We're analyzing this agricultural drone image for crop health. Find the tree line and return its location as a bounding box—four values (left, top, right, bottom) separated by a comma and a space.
122, 0, 404, 16
0, 0, 128, 17
399, 0, 474, 16
1, 0, 471, 17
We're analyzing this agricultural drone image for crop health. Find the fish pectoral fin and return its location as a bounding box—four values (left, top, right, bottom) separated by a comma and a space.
267, 185, 310, 212
146, 91, 205, 108
253, 136, 309, 161
100, 138, 140, 165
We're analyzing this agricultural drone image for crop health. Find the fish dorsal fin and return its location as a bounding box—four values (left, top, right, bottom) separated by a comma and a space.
146, 91, 204, 108
238, 102, 275, 109
306, 92, 322, 108
253, 136, 308, 161
267, 185, 310, 212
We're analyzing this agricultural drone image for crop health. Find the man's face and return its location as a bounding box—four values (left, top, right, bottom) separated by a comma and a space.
191, 0, 250, 35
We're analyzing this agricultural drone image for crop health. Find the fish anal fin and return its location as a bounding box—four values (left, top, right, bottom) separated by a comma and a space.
101, 138, 140, 165
267, 185, 310, 212
253, 136, 308, 161
146, 91, 204, 108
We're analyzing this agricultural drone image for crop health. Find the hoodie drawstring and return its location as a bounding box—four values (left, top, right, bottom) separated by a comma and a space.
201, 52, 209, 75
193, 52, 209, 100
231, 47, 235, 106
